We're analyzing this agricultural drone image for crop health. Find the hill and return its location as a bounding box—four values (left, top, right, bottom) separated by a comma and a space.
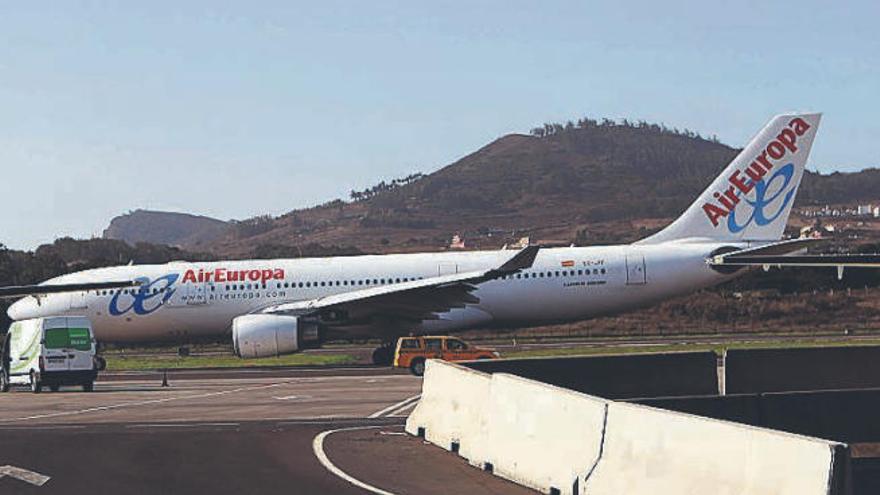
103, 209, 229, 249
102, 119, 880, 256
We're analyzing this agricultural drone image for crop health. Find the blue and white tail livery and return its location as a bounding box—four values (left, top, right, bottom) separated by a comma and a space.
641, 113, 821, 244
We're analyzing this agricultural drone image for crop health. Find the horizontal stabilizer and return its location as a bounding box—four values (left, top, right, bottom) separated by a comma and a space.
709, 254, 880, 268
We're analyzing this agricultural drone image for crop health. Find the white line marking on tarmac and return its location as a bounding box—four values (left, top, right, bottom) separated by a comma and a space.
388, 399, 419, 417
126, 422, 240, 429
367, 394, 421, 419
0, 380, 296, 423
0, 425, 86, 431
313, 426, 399, 495
0, 465, 51, 486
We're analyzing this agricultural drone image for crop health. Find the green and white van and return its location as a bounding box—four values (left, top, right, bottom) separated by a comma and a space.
1, 316, 99, 393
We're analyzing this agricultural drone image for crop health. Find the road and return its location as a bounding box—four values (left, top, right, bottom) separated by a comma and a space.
0, 367, 534, 494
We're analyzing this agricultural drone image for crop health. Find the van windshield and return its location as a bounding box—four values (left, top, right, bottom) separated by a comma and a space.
45, 328, 91, 351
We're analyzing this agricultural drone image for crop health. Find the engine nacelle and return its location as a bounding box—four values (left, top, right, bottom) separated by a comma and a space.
232, 314, 320, 359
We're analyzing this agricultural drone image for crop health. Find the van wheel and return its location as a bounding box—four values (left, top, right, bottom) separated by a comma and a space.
83, 382, 94, 392
29, 371, 42, 394
410, 358, 426, 377
49, 384, 60, 392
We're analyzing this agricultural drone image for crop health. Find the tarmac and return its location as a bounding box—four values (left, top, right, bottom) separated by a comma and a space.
0, 367, 535, 494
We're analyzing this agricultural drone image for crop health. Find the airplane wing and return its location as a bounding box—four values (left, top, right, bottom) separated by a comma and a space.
260, 246, 540, 323
0, 280, 141, 299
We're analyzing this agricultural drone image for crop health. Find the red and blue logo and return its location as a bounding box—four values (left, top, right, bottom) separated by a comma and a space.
702, 117, 810, 230
109, 274, 178, 316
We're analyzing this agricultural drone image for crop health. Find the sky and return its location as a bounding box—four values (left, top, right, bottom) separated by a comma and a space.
0, 1, 877, 250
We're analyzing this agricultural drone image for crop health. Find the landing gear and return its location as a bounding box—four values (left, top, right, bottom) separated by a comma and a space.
82, 382, 94, 392
29, 370, 42, 394
94, 356, 107, 371
371, 343, 394, 366
0, 370, 8, 393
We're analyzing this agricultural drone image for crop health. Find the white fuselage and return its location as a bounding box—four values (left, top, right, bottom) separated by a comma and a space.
7, 241, 745, 344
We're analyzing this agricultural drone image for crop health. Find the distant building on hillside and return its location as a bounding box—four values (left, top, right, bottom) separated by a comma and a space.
507, 236, 530, 249
448, 234, 466, 249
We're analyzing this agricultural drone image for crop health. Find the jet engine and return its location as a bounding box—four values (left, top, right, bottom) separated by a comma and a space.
232, 314, 320, 359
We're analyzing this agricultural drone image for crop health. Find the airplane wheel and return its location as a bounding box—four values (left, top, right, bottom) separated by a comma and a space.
410, 358, 426, 377
30, 371, 42, 394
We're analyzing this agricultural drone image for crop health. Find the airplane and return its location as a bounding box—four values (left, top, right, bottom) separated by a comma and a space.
6, 112, 838, 364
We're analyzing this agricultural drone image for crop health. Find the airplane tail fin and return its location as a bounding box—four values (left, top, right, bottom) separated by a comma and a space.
639, 112, 821, 244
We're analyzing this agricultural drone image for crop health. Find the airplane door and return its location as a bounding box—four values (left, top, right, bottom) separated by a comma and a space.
625, 254, 647, 285
438, 262, 458, 276
69, 291, 88, 310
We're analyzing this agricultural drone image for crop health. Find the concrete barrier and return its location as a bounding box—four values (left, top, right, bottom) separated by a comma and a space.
483, 373, 608, 494
465, 351, 718, 399
404, 360, 491, 464
585, 400, 845, 495
408, 357, 849, 495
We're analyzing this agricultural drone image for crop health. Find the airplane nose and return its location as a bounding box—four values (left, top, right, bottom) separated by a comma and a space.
7, 298, 37, 321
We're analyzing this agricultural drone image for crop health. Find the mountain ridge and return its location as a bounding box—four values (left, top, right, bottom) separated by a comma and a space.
101, 119, 880, 256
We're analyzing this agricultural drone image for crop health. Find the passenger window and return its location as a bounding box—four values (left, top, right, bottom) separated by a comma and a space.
400, 339, 421, 350
425, 338, 443, 351
446, 339, 467, 351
